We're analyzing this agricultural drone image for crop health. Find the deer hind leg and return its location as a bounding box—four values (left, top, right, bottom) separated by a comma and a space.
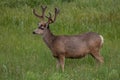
90, 50, 104, 64
56, 58, 60, 70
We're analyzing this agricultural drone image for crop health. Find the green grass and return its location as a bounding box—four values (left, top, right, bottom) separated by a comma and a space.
0, 0, 120, 80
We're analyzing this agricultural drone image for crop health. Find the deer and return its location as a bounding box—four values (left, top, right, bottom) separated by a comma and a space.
32, 6, 104, 72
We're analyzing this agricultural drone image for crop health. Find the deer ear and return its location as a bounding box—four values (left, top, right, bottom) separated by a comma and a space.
45, 23, 49, 29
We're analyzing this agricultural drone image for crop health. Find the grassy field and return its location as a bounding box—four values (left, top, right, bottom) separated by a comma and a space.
0, 0, 120, 80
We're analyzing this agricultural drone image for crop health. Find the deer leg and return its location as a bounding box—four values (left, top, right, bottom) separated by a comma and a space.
56, 58, 60, 70
91, 52, 104, 64
59, 55, 65, 72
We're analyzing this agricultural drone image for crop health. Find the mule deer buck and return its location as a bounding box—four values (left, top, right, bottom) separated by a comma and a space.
32, 6, 104, 72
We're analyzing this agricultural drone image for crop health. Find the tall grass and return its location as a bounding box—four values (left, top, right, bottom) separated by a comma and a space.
0, 0, 120, 80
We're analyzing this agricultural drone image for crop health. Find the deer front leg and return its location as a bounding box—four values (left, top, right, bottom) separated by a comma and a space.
59, 55, 65, 72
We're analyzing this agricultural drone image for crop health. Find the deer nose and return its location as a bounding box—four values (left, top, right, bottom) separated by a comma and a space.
33, 31, 36, 34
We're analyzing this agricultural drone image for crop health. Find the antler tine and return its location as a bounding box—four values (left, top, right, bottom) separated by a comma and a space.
46, 12, 54, 23
33, 9, 41, 18
41, 5, 47, 19
46, 8, 59, 24
33, 5, 47, 20
53, 8, 59, 21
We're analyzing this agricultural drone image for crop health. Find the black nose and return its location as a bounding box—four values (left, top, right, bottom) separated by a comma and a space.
33, 31, 36, 34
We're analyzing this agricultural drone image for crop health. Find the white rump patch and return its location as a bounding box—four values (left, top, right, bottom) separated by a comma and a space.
99, 35, 104, 45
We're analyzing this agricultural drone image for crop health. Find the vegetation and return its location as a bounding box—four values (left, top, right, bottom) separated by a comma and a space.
0, 0, 120, 80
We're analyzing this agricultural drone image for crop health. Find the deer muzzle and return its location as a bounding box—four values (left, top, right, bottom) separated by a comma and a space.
33, 31, 36, 34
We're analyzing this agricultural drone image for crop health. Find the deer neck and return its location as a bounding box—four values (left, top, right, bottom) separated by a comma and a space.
42, 29, 55, 48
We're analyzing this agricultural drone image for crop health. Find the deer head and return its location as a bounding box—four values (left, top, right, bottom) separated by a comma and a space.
33, 6, 59, 35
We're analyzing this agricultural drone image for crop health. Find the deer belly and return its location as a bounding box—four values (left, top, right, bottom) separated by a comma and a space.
65, 47, 89, 58
65, 52, 87, 58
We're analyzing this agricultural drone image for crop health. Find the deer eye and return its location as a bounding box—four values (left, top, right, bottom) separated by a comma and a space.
39, 27, 44, 30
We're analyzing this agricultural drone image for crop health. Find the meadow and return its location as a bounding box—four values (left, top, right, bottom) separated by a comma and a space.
0, 0, 120, 80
